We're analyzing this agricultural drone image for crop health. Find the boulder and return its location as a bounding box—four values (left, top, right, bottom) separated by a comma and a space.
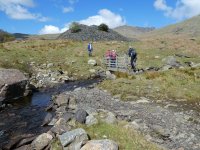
54, 93, 77, 109
85, 115, 98, 126
31, 133, 53, 150
41, 113, 53, 126
81, 139, 118, 150
0, 69, 28, 105
162, 56, 181, 68
99, 110, 117, 124
58, 128, 88, 150
54, 93, 69, 106
75, 109, 88, 124
50, 118, 71, 135
105, 111, 117, 124
106, 71, 116, 80
88, 59, 97, 66
60, 112, 73, 122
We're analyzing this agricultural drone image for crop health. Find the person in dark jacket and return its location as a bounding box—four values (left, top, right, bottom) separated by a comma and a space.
87, 42, 93, 56
128, 47, 137, 71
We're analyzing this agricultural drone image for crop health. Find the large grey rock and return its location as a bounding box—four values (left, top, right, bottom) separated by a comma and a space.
54, 93, 68, 106
54, 93, 77, 109
60, 112, 73, 122
81, 139, 118, 150
75, 109, 88, 124
85, 115, 98, 126
0, 69, 28, 105
105, 111, 117, 124
162, 56, 181, 68
99, 110, 117, 124
58, 128, 88, 150
106, 71, 116, 80
50, 118, 71, 135
31, 133, 53, 150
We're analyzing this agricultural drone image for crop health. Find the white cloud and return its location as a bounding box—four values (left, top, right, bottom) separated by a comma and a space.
39, 9, 126, 34
154, 0, 200, 20
39, 25, 69, 34
0, 0, 49, 21
63, 7, 74, 13
79, 9, 126, 28
68, 0, 78, 5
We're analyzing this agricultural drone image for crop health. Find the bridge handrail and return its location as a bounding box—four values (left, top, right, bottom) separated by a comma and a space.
102, 54, 129, 71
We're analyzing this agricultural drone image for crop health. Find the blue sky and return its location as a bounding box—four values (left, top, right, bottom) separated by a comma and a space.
0, 0, 200, 34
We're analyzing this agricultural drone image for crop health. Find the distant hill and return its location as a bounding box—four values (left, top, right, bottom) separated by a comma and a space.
58, 24, 130, 41
147, 15, 200, 38
113, 25, 155, 39
13, 33, 29, 39
29, 34, 60, 40
0, 29, 15, 43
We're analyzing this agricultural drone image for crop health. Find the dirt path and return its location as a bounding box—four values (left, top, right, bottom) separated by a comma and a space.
67, 87, 200, 150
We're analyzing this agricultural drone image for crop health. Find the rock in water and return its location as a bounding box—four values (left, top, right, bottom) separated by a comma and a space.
41, 113, 53, 126
31, 133, 53, 150
75, 109, 88, 124
58, 128, 88, 150
0, 69, 28, 106
81, 139, 119, 150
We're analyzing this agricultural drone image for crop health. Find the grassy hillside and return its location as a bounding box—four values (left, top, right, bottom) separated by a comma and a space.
114, 25, 155, 39
146, 15, 200, 38
0, 39, 199, 102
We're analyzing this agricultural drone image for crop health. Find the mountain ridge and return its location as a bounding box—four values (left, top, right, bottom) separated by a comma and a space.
113, 25, 155, 39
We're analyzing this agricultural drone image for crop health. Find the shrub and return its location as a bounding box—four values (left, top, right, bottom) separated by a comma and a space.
98, 23, 109, 32
70, 22, 81, 33
0, 33, 15, 43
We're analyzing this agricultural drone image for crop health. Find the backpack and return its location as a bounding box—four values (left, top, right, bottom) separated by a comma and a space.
105, 50, 111, 58
128, 48, 136, 57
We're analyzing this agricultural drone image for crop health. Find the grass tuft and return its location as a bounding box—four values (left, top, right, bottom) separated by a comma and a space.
82, 122, 161, 150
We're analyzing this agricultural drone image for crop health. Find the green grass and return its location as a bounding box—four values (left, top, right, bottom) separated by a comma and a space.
1, 38, 199, 149
0, 39, 200, 102
82, 122, 161, 150
99, 68, 200, 102
50, 121, 161, 150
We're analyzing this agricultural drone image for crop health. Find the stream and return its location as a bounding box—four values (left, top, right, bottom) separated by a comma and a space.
0, 79, 101, 149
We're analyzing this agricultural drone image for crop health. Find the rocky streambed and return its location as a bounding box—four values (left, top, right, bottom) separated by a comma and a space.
0, 78, 101, 149
47, 87, 200, 150
1, 67, 200, 150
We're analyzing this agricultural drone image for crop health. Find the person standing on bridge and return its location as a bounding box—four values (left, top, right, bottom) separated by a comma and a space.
87, 42, 93, 57
128, 46, 137, 71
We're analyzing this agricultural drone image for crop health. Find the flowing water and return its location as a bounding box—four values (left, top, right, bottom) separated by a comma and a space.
0, 79, 101, 149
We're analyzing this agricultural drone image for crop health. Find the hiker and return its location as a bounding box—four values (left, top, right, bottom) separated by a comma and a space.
111, 50, 117, 67
105, 50, 117, 67
87, 42, 93, 56
128, 46, 137, 71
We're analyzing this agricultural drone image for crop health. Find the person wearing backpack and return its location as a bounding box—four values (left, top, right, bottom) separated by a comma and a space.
87, 42, 93, 56
128, 46, 137, 71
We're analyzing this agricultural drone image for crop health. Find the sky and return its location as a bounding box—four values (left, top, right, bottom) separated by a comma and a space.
0, 0, 200, 34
